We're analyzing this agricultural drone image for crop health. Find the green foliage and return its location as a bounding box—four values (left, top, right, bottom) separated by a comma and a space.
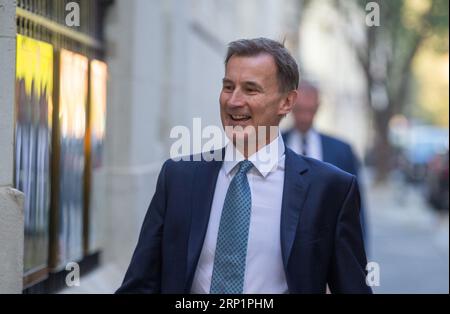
355, 0, 448, 111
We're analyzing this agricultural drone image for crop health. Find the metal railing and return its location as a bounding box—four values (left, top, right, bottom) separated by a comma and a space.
16, 0, 109, 57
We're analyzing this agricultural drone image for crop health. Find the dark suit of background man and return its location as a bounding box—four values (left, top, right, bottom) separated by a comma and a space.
282, 82, 368, 243
117, 38, 372, 294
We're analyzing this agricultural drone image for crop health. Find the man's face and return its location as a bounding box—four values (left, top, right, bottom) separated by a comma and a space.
220, 53, 293, 147
292, 88, 319, 134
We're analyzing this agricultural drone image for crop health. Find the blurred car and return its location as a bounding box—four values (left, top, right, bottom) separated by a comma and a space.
425, 150, 449, 211
400, 143, 436, 183
397, 126, 449, 183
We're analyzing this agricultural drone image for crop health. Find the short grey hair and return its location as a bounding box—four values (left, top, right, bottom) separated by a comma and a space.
225, 38, 299, 94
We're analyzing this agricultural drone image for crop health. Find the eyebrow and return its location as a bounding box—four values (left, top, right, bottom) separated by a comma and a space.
222, 78, 264, 91
243, 81, 263, 91
222, 78, 233, 85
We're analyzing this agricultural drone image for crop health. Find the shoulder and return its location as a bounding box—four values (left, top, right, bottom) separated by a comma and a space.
309, 156, 354, 185
286, 148, 355, 187
319, 133, 355, 158
319, 133, 352, 150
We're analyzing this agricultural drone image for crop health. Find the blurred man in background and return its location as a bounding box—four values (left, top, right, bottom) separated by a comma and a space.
283, 81, 368, 243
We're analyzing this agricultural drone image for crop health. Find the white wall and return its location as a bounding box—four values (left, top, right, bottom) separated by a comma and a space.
0, 0, 25, 294
103, 0, 166, 277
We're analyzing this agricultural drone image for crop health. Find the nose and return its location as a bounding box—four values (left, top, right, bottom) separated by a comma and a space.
227, 88, 245, 108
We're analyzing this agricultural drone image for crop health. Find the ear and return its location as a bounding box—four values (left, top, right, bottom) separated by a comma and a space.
278, 90, 298, 116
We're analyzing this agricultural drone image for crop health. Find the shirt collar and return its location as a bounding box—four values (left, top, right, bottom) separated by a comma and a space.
223, 132, 285, 178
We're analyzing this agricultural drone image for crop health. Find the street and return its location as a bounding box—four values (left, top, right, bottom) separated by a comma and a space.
364, 169, 449, 293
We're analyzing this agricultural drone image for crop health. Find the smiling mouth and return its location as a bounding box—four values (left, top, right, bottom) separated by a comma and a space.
229, 114, 251, 122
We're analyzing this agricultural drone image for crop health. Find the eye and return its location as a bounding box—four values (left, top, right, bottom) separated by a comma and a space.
222, 85, 234, 92
245, 87, 258, 94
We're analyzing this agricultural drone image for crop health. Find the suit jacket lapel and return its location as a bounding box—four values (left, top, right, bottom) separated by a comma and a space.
280, 148, 310, 269
185, 150, 224, 292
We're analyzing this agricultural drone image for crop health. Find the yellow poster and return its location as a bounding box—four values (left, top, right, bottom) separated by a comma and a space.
16, 34, 53, 129
15, 35, 54, 274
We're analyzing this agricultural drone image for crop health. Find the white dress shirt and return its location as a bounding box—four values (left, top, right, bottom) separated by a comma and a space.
287, 128, 323, 161
190, 135, 288, 294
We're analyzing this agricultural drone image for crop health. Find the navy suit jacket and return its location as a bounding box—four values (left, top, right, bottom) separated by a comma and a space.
116, 147, 371, 294
282, 130, 367, 240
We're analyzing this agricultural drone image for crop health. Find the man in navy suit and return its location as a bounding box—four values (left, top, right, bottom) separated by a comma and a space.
282, 81, 367, 242
117, 38, 371, 294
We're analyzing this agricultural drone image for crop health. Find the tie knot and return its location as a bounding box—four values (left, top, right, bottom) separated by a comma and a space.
237, 160, 253, 175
